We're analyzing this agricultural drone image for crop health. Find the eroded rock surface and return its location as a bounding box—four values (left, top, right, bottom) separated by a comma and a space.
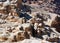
0, 0, 60, 43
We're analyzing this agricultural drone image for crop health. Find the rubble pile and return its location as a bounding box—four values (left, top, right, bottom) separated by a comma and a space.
0, 0, 60, 43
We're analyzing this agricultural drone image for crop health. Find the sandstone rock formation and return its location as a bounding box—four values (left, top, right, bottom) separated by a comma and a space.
0, 0, 60, 43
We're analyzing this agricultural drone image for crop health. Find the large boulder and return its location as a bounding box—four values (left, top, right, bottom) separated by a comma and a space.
22, 23, 33, 36
51, 16, 60, 33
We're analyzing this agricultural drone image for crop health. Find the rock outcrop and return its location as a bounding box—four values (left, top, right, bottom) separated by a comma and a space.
0, 0, 60, 43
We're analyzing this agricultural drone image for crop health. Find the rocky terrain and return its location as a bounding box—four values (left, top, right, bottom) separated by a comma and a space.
0, 0, 60, 43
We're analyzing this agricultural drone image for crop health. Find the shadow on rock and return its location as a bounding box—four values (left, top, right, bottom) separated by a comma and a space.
19, 13, 32, 20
